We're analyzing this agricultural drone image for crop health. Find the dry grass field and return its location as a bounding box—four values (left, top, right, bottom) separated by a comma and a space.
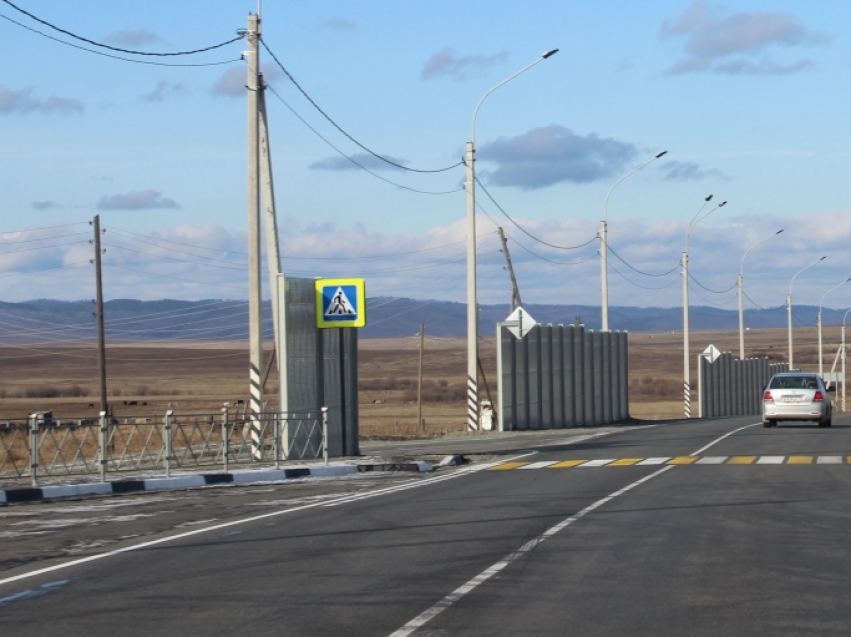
0, 325, 836, 435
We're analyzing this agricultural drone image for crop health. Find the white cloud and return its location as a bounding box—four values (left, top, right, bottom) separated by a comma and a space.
103, 29, 163, 47
478, 125, 638, 190
0, 85, 83, 115
141, 81, 184, 102
660, 1, 828, 76
97, 190, 180, 211
421, 48, 508, 81
309, 153, 408, 172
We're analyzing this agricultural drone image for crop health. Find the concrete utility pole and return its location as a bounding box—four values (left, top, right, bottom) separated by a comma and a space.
92, 215, 107, 414
466, 49, 557, 431
738, 229, 784, 359
600, 150, 667, 331
683, 196, 725, 418
818, 277, 850, 377
497, 227, 522, 311
417, 324, 424, 433
246, 13, 264, 456
788, 256, 826, 371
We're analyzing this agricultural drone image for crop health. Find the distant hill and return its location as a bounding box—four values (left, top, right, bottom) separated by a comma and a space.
0, 297, 834, 342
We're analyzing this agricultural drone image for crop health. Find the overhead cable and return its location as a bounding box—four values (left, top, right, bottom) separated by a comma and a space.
261, 40, 462, 174
474, 177, 597, 250
264, 83, 462, 194
688, 272, 737, 294
1, 0, 243, 56
606, 245, 680, 278
0, 13, 239, 67
609, 261, 680, 291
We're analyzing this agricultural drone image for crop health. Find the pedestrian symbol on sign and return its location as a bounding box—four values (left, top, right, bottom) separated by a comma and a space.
326, 287, 357, 317
315, 278, 367, 328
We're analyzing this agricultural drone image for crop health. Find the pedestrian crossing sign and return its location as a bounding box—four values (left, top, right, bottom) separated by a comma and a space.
315, 278, 367, 328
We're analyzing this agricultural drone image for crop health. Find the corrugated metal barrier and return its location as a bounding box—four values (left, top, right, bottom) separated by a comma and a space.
698, 351, 788, 418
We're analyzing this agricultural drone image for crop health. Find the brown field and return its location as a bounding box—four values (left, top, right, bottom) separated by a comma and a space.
0, 325, 835, 435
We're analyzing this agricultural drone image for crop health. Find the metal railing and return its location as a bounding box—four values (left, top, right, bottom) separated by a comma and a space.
0, 408, 328, 486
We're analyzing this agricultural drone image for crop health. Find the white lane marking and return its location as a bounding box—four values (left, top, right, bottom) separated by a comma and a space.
691, 422, 759, 456
518, 461, 559, 470
637, 457, 671, 466
577, 459, 615, 467
0, 452, 536, 589
696, 456, 727, 464
757, 456, 784, 465
389, 420, 762, 637
388, 465, 673, 637
817, 456, 843, 464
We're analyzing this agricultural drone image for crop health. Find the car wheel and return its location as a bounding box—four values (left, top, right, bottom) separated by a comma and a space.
763, 420, 775, 428
820, 417, 832, 427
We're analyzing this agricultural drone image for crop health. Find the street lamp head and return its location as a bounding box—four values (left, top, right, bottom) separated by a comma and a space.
705, 194, 713, 202
820, 255, 827, 261
542, 49, 559, 59
719, 201, 727, 207
776, 229, 784, 235
655, 150, 668, 158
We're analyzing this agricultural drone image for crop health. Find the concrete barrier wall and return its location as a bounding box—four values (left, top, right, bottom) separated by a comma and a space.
698, 351, 788, 418
497, 323, 629, 430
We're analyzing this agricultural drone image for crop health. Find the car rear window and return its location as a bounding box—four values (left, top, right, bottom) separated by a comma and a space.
769, 376, 818, 389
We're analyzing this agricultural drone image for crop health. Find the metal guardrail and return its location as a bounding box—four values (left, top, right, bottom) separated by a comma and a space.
0, 408, 328, 486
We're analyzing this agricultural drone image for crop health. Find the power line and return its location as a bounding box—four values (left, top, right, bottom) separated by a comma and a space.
609, 261, 680, 291
0, 12, 240, 67
261, 39, 462, 174
1, 0, 243, 56
264, 83, 463, 195
688, 272, 737, 294
474, 176, 597, 250
607, 245, 680, 278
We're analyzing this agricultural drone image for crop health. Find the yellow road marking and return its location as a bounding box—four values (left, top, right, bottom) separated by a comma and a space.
608, 458, 643, 466
728, 456, 757, 464
787, 455, 813, 464
548, 460, 588, 468
667, 456, 698, 465
489, 462, 530, 471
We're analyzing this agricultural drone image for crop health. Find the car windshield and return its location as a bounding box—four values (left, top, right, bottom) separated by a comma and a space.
769, 375, 818, 390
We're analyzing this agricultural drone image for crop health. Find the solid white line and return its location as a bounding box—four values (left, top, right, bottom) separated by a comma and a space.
577, 459, 615, 467
691, 422, 758, 456
388, 465, 673, 637
637, 457, 671, 466
696, 456, 727, 465
517, 461, 558, 470
388, 420, 761, 637
0, 451, 537, 589
817, 456, 842, 464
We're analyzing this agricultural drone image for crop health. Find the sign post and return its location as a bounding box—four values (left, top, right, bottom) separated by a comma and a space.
315, 278, 366, 456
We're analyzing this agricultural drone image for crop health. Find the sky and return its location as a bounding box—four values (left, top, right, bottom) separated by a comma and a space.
3, 0, 851, 318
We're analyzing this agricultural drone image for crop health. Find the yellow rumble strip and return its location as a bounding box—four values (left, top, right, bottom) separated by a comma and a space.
787, 456, 813, 464
490, 462, 531, 471
667, 456, 698, 465
728, 456, 757, 464
548, 460, 588, 468
608, 458, 643, 466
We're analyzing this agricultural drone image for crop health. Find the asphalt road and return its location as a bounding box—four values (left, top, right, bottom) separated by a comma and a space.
2, 415, 851, 635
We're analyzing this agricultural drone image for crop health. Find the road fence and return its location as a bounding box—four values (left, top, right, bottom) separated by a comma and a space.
0, 408, 327, 487
497, 323, 629, 429
698, 352, 788, 418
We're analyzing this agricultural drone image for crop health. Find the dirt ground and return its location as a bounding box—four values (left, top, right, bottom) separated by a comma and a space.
0, 325, 835, 434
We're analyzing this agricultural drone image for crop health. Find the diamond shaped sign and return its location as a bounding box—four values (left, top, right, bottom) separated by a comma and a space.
702, 344, 721, 363
504, 306, 537, 339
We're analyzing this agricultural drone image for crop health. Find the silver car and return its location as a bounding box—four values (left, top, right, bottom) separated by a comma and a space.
762, 373, 832, 428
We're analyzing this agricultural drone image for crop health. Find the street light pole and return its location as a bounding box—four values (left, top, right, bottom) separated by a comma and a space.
788, 256, 827, 370
845, 317, 849, 410
738, 229, 784, 359
600, 150, 667, 331
683, 196, 725, 419
818, 277, 851, 377
465, 49, 558, 431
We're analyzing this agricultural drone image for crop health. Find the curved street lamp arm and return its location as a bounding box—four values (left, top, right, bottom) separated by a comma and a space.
790, 255, 827, 296
819, 276, 851, 311
603, 150, 668, 223
472, 50, 558, 145
686, 199, 727, 253
741, 229, 784, 275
